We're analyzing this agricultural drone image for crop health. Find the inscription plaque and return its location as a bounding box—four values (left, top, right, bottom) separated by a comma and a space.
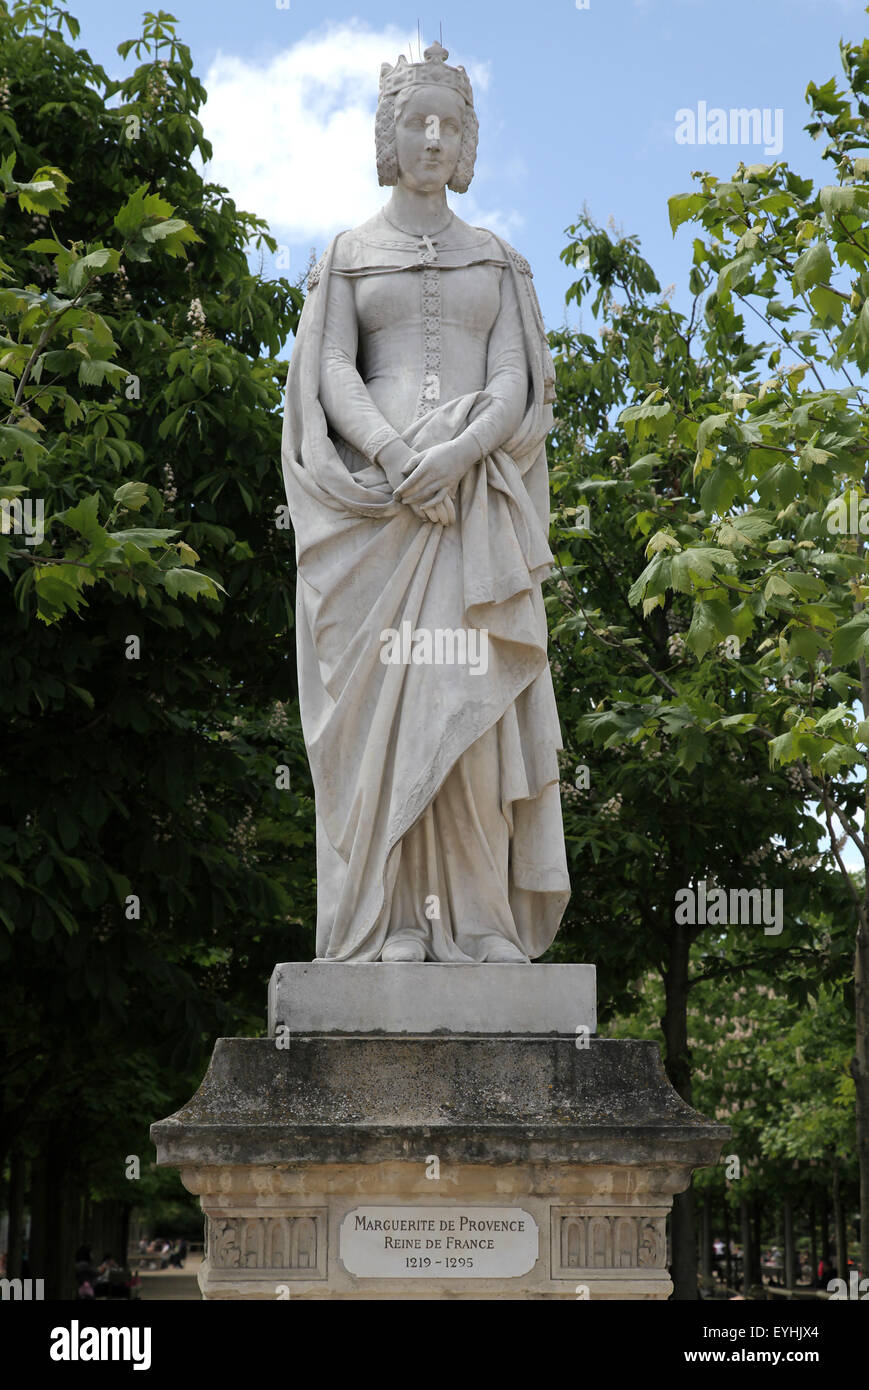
340, 1206, 538, 1279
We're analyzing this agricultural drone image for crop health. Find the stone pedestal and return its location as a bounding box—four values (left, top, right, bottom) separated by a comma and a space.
151, 967, 728, 1300
268, 961, 597, 1036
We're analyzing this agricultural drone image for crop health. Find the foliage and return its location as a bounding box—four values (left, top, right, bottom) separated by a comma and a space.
0, 3, 315, 1199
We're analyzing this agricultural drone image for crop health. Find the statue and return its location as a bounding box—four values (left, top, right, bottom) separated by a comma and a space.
281, 42, 570, 963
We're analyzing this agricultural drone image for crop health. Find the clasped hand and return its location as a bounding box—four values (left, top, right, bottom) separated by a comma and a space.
394, 440, 473, 526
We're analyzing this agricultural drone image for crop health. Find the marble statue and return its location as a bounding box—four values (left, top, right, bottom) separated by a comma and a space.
281, 42, 570, 963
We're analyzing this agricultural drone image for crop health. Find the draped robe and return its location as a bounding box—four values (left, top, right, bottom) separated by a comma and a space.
281, 210, 570, 961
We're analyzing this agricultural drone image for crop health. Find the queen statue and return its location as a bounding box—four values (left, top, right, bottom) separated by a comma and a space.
281, 42, 570, 964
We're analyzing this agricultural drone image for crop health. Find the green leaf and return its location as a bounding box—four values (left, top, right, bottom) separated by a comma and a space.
646, 530, 681, 557
786, 626, 826, 661
668, 192, 706, 235
0, 425, 47, 466
700, 461, 740, 515
60, 492, 103, 542
696, 413, 731, 453
669, 547, 736, 594
718, 252, 756, 295
67, 247, 119, 292
113, 481, 150, 512
162, 568, 225, 601
768, 731, 795, 766
810, 285, 844, 326
113, 184, 173, 237
686, 600, 729, 659
831, 612, 869, 666
791, 242, 832, 294
819, 185, 863, 217
107, 527, 178, 547
786, 572, 826, 600
627, 552, 672, 606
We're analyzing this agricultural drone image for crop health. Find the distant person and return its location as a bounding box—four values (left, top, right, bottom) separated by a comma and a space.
818, 1257, 836, 1285
96, 1252, 131, 1299
169, 1238, 188, 1269
75, 1244, 98, 1300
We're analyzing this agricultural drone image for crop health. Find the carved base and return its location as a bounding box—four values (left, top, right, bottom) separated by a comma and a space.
151, 1037, 728, 1300
186, 1163, 677, 1299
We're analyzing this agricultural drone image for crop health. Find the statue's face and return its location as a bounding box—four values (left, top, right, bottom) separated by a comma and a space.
394, 85, 464, 193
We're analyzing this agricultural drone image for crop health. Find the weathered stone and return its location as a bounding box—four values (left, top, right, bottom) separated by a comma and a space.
151, 1037, 729, 1299
268, 962, 596, 1037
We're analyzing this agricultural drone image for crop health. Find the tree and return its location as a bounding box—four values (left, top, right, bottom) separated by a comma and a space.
0, 0, 314, 1296
612, 925, 857, 1296
629, 14, 869, 1279
546, 208, 837, 1296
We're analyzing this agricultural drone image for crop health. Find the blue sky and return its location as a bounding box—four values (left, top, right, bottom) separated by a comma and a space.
69, 0, 867, 330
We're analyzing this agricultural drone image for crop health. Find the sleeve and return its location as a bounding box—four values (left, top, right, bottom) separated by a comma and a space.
318, 270, 401, 464
463, 265, 529, 458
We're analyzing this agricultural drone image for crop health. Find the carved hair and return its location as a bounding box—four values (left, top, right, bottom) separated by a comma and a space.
375, 86, 478, 194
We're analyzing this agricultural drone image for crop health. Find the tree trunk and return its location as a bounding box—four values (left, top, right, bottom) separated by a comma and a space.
28, 1132, 78, 1299
85, 1199, 131, 1265
784, 1197, 796, 1290
855, 882, 869, 1279
27, 1150, 48, 1282
662, 908, 697, 1299
821, 1188, 831, 1267
853, 651, 869, 1282
120, 1202, 131, 1265
700, 1194, 712, 1290
810, 1196, 818, 1286
832, 1160, 847, 1284
740, 1196, 752, 1296
724, 1201, 732, 1289
752, 1195, 763, 1286
5, 1149, 25, 1279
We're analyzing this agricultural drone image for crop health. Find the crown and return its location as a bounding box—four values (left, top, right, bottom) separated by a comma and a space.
379, 41, 473, 106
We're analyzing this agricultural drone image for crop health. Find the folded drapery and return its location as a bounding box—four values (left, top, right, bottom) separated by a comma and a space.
281, 226, 570, 961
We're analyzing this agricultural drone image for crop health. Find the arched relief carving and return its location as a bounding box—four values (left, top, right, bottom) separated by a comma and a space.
205, 1209, 327, 1280
551, 1209, 668, 1278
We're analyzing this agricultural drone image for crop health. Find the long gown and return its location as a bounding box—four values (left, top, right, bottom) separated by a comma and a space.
281, 208, 570, 961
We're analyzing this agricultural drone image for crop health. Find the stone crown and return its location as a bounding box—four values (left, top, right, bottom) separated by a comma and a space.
379, 41, 473, 107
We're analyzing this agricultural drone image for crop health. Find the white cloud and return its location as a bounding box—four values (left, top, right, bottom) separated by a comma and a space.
198, 21, 502, 244
460, 196, 524, 243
